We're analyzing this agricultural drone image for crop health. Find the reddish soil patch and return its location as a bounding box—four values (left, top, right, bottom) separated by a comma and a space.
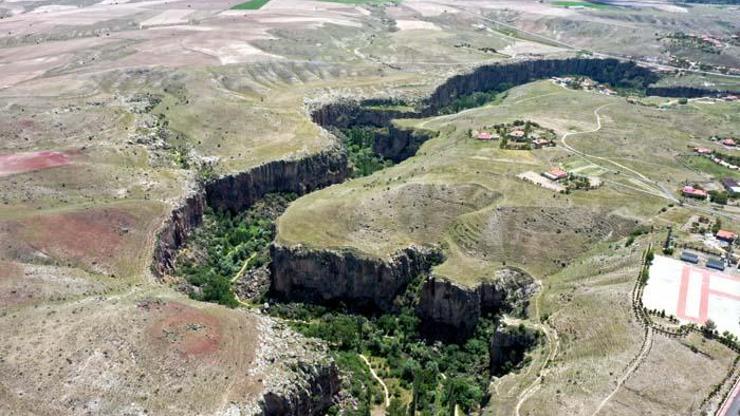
17, 207, 136, 272
0, 151, 71, 177
0, 261, 23, 281
0, 261, 28, 308
146, 302, 224, 359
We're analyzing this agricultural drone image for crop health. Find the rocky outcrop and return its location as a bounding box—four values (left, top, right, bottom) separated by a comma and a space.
152, 193, 206, 276
270, 243, 444, 313
417, 268, 538, 341
310, 101, 416, 130
489, 324, 542, 376
259, 361, 340, 416
235, 264, 271, 302
372, 125, 437, 163
206, 145, 349, 213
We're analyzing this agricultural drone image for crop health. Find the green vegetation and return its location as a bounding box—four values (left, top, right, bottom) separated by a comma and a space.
231, 0, 271, 10
362, 101, 416, 113
439, 90, 509, 115
679, 155, 740, 180
269, 301, 521, 415
316, 0, 397, 4
709, 190, 729, 205
341, 127, 394, 178
175, 193, 296, 306
551, 1, 608, 8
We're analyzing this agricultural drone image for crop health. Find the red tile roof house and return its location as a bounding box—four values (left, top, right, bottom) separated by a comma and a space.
477, 131, 494, 141
716, 229, 737, 242
542, 167, 568, 181
682, 185, 708, 199
722, 138, 736, 147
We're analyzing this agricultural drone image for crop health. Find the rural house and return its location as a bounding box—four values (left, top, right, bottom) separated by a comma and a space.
543, 167, 568, 181
682, 186, 708, 199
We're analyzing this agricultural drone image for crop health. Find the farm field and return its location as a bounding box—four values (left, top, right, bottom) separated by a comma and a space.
232, 0, 272, 10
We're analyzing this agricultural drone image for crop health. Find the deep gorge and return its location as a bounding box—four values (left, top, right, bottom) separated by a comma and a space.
151, 57, 736, 415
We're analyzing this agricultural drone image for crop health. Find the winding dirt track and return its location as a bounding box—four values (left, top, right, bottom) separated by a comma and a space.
511, 278, 561, 416
360, 354, 390, 408
591, 327, 654, 416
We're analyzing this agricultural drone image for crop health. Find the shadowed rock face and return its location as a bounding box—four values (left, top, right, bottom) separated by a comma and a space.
417, 269, 539, 342
206, 145, 349, 213
270, 243, 444, 313
422, 57, 661, 112
260, 361, 340, 416
152, 194, 206, 276
489, 324, 541, 376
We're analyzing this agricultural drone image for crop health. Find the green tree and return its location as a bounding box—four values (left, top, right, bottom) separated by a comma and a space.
703, 319, 717, 338
386, 398, 408, 416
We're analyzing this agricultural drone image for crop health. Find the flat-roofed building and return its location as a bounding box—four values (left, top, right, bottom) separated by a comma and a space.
680, 251, 699, 264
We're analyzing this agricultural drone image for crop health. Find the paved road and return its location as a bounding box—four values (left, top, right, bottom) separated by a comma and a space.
719, 376, 740, 416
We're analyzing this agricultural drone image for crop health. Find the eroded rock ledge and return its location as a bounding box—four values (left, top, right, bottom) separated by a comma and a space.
249, 315, 340, 416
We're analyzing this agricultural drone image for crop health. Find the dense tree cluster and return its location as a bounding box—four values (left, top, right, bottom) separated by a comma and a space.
341, 127, 395, 178
175, 193, 296, 306
268, 300, 534, 415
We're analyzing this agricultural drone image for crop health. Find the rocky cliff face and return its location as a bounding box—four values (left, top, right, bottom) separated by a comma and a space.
270, 243, 443, 313
310, 101, 432, 164
423, 57, 659, 112
206, 145, 349, 213
372, 125, 436, 163
152, 193, 206, 276
417, 268, 538, 341
152, 145, 349, 277
489, 324, 541, 376
259, 361, 340, 416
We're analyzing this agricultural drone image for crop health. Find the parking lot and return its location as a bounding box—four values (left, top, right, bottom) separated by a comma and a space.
643, 255, 740, 337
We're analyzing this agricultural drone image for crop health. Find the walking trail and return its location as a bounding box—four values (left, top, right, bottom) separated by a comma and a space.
591, 327, 654, 416
360, 354, 390, 408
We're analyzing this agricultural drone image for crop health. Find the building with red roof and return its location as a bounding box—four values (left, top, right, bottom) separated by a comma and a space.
543, 167, 568, 181
682, 186, 708, 199
477, 131, 494, 141
716, 229, 737, 242
722, 138, 736, 147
